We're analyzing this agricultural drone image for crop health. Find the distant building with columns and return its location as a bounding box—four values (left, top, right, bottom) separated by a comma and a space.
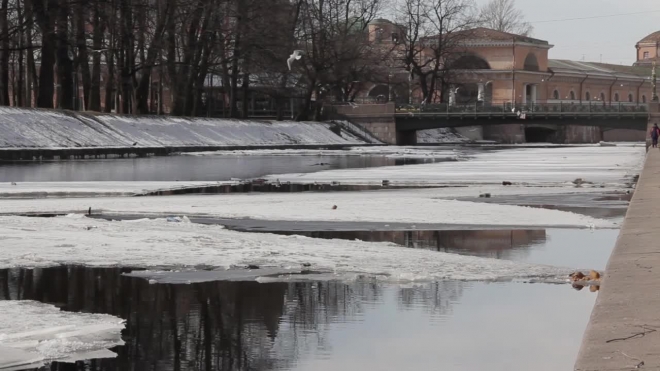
361, 21, 655, 107
634, 31, 660, 67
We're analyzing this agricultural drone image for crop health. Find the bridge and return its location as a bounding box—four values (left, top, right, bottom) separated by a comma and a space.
333, 102, 650, 144
395, 103, 649, 131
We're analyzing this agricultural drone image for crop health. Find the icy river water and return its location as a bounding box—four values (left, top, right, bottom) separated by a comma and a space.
0, 144, 644, 371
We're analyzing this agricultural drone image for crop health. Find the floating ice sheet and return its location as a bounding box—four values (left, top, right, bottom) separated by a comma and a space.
263, 146, 645, 186
0, 191, 617, 228
0, 301, 124, 370
0, 181, 233, 198
0, 216, 576, 283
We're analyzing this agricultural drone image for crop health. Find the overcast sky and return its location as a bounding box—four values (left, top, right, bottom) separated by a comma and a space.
471, 0, 660, 65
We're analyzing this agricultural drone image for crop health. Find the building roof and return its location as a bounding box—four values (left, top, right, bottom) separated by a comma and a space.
420, 27, 551, 48
548, 59, 652, 79
370, 18, 394, 25
638, 31, 660, 44
459, 27, 550, 46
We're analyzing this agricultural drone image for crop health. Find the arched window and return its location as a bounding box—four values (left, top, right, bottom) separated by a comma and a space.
643, 95, 647, 103
585, 92, 591, 101
552, 90, 559, 100
614, 93, 619, 102
523, 53, 539, 72
569, 91, 575, 100
628, 93, 634, 103
600, 92, 606, 101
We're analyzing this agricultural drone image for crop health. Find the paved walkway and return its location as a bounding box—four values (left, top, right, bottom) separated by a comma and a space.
575, 147, 660, 370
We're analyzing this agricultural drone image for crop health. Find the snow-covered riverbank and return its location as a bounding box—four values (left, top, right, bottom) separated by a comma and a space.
0, 107, 379, 150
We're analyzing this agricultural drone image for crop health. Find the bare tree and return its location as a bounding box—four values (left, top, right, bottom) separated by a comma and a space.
397, 0, 479, 103
293, 0, 382, 120
478, 0, 532, 36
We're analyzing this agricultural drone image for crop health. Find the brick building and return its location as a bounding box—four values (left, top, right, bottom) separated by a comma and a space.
634, 30, 660, 67
361, 21, 655, 107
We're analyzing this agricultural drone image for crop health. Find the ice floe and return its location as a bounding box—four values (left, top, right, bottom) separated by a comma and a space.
0, 301, 124, 370
263, 146, 644, 186
0, 189, 617, 228
0, 215, 575, 283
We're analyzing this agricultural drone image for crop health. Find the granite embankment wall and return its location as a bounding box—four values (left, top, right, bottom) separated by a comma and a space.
574, 103, 660, 371
0, 107, 381, 160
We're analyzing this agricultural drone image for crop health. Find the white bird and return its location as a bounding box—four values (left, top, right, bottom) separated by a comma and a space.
287, 50, 304, 70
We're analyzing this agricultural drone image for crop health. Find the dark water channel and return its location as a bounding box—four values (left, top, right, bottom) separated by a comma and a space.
0, 155, 441, 182
0, 228, 616, 371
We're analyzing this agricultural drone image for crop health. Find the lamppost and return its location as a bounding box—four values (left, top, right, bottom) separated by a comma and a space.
408, 70, 413, 105
652, 61, 658, 102
388, 70, 394, 102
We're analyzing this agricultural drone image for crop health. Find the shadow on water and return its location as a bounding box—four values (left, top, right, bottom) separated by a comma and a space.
0, 265, 602, 371
0, 266, 462, 371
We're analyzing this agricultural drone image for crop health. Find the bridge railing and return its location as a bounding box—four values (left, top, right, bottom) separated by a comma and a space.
396, 102, 649, 114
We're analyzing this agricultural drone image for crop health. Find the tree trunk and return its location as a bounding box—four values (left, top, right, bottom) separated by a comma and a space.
0, 0, 10, 105
76, 0, 92, 110
119, 0, 134, 113
89, 3, 105, 111
135, 0, 170, 114
34, 0, 57, 109
56, 0, 74, 109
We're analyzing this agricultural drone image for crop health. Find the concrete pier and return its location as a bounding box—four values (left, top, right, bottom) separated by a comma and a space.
574, 104, 660, 370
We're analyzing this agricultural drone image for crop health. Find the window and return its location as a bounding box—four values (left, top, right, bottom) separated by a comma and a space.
643, 95, 647, 103
600, 92, 606, 101
628, 93, 634, 103
614, 93, 619, 102
553, 90, 559, 100
585, 92, 591, 101
569, 91, 575, 100
644, 51, 650, 59
391, 33, 399, 43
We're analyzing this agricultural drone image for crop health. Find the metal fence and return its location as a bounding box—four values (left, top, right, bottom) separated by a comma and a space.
396, 102, 649, 114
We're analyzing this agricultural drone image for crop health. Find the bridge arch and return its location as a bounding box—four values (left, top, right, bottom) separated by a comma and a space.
523, 53, 540, 72
525, 125, 558, 143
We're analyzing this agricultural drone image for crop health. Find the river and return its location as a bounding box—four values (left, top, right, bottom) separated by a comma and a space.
0, 144, 642, 371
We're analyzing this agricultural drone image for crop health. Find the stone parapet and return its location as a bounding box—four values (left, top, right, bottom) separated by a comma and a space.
574, 147, 660, 370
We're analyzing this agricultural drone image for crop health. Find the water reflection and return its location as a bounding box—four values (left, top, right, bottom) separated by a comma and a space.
0, 267, 393, 371
269, 228, 618, 270
272, 229, 546, 260
0, 267, 598, 371
0, 155, 442, 182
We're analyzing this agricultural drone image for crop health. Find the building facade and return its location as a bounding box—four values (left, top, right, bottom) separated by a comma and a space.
361, 24, 655, 108
634, 31, 660, 67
